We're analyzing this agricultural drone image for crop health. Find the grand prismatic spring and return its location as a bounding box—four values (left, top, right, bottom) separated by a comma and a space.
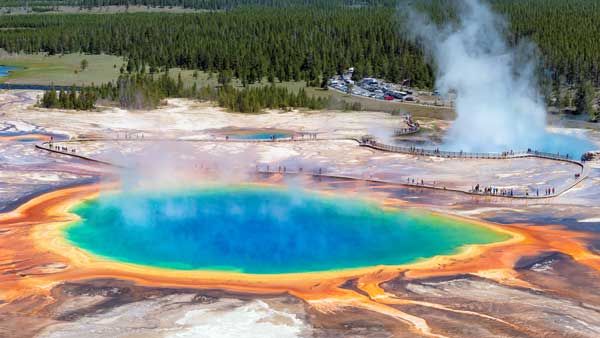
65, 186, 509, 274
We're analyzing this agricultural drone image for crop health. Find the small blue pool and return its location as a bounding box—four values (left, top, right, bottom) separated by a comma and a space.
0, 66, 20, 77
229, 132, 291, 140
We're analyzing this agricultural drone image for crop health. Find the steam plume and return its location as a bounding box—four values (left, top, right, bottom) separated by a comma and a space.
404, 0, 549, 152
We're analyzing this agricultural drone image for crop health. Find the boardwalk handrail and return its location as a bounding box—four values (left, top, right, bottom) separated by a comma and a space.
34, 136, 589, 199
254, 167, 583, 200
358, 138, 588, 198
35, 142, 124, 168
393, 125, 419, 136
360, 139, 582, 164
394, 114, 420, 136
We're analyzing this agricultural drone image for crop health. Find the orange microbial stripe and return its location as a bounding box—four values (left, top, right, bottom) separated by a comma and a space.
0, 134, 52, 142
1, 181, 599, 337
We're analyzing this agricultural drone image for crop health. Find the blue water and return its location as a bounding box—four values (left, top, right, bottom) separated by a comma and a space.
0, 131, 67, 141
229, 132, 290, 140
445, 131, 596, 159
65, 186, 508, 274
14, 138, 40, 143
0, 66, 20, 77
535, 131, 597, 159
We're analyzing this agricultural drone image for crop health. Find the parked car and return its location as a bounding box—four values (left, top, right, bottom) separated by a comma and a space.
390, 91, 406, 99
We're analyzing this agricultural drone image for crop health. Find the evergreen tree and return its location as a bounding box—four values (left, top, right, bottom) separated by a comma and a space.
561, 91, 574, 110
176, 73, 184, 96
39, 85, 96, 110
575, 80, 595, 115
218, 70, 233, 86
42, 84, 58, 108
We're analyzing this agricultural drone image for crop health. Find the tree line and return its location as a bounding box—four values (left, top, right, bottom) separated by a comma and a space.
3, 1, 600, 89
94, 71, 188, 109
39, 85, 97, 109
0, 7, 434, 87
40, 71, 330, 113
3, 1, 600, 118
0, 0, 399, 9
209, 85, 329, 113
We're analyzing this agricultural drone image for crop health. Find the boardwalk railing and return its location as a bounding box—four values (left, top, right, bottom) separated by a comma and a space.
393, 125, 419, 136
360, 139, 580, 163
35, 142, 123, 168
254, 166, 582, 200
394, 114, 420, 136
34, 137, 589, 200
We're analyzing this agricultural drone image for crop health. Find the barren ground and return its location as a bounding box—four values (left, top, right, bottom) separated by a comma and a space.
1, 90, 600, 338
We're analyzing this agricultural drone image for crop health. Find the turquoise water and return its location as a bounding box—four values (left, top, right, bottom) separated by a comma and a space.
65, 186, 509, 274
15, 138, 39, 143
229, 132, 290, 140
0, 66, 20, 77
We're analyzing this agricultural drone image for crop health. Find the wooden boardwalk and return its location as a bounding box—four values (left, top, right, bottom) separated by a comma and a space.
35, 136, 590, 200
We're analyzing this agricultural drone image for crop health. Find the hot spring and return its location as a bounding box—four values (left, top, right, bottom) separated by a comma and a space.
229, 132, 291, 140
65, 186, 509, 274
217, 128, 293, 140
0, 65, 20, 77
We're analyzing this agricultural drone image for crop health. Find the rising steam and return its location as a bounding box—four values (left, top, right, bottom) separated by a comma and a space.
403, 0, 591, 154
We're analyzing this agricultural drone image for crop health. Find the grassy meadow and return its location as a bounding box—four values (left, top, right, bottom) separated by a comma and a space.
0, 53, 124, 86
0, 52, 451, 117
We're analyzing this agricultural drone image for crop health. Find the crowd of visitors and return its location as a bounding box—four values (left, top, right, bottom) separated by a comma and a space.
472, 184, 514, 196
471, 183, 557, 197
